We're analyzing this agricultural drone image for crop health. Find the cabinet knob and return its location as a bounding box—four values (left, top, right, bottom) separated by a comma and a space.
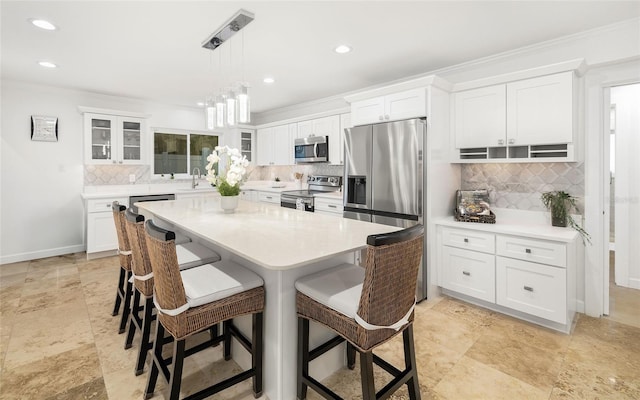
112, 160, 117, 164
106, 204, 110, 208
118, 160, 123, 164
462, 271, 471, 276
463, 238, 469, 243
385, 115, 390, 120
525, 248, 531, 254
508, 139, 515, 145
498, 139, 505, 145
523, 286, 534, 292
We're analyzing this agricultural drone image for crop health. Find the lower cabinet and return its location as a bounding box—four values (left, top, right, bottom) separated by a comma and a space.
86, 197, 128, 258
314, 196, 343, 217
437, 224, 576, 332
257, 191, 280, 204
240, 189, 258, 202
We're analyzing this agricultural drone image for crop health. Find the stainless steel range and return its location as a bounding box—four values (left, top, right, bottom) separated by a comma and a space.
280, 175, 342, 212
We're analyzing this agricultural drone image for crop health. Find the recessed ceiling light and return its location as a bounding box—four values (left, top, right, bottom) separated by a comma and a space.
30, 19, 57, 31
263, 77, 275, 84
38, 61, 57, 68
334, 45, 352, 54
197, 102, 205, 107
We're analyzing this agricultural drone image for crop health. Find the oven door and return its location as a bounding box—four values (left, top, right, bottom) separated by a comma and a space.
281, 194, 314, 212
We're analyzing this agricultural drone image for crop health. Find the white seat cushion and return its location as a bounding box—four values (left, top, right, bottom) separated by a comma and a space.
176, 242, 221, 270
181, 260, 264, 308
295, 264, 364, 319
174, 232, 191, 245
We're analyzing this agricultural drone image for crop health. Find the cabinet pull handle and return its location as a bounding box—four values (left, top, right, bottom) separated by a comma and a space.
106, 204, 110, 208
525, 248, 531, 254
463, 238, 469, 243
462, 271, 471, 276
385, 114, 390, 120
524, 286, 534, 292
266, 196, 272, 200
328, 204, 337, 208
508, 139, 515, 145
498, 139, 504, 145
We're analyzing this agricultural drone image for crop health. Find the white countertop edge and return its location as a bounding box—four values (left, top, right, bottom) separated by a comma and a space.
435, 210, 579, 243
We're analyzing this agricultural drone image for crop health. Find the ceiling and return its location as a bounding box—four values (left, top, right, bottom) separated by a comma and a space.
2, 1, 639, 116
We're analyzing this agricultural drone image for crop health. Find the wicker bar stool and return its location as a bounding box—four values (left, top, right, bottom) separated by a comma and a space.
143, 219, 265, 400
123, 208, 222, 376
111, 201, 135, 334
295, 224, 424, 400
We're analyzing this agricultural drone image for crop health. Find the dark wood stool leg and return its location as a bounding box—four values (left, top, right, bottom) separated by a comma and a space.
403, 325, 421, 400
347, 342, 356, 370
209, 324, 219, 347
135, 296, 154, 376
252, 312, 264, 398
360, 351, 376, 399
118, 271, 133, 334
112, 267, 126, 316
168, 339, 186, 400
297, 317, 309, 400
223, 320, 232, 361
144, 320, 164, 400
124, 289, 140, 349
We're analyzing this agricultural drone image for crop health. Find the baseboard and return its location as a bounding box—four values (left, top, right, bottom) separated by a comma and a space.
0, 244, 86, 265
576, 299, 585, 313
628, 278, 640, 290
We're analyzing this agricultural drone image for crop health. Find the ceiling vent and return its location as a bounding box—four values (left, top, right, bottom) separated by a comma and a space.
201, 9, 254, 51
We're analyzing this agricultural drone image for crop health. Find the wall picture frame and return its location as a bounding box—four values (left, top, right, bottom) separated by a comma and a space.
31, 115, 58, 142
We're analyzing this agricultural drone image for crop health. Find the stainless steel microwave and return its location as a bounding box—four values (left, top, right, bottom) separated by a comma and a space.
294, 135, 329, 163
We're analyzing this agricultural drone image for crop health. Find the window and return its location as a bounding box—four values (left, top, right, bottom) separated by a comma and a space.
153, 131, 219, 176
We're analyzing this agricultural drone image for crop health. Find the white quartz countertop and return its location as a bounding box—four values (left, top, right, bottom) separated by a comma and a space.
138, 197, 399, 270
435, 208, 579, 242
81, 180, 308, 200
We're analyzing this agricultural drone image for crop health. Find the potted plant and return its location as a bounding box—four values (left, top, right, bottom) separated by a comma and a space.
205, 146, 249, 213
540, 191, 591, 244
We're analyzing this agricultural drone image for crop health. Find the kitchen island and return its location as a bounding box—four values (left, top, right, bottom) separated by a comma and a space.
137, 196, 400, 400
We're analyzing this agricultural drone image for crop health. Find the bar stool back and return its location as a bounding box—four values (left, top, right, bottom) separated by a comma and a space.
111, 201, 134, 334
143, 219, 265, 400
296, 224, 424, 400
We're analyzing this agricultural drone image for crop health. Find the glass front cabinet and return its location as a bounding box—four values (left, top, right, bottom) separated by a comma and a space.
83, 111, 147, 165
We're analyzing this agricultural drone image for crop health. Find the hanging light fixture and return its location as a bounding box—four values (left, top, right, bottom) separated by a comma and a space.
201, 9, 254, 128
205, 97, 215, 130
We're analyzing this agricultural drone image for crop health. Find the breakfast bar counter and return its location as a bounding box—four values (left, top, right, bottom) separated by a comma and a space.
137, 196, 399, 400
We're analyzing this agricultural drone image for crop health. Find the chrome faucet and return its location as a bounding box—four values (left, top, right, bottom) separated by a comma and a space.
191, 167, 201, 189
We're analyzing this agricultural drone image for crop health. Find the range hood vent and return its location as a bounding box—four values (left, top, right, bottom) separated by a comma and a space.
201, 9, 254, 51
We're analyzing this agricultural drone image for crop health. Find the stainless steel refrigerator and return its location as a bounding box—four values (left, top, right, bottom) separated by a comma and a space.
343, 118, 427, 301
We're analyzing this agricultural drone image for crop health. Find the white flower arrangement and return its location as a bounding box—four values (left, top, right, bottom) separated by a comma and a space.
205, 146, 250, 196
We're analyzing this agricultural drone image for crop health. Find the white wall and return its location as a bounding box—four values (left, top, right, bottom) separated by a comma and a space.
0, 80, 205, 264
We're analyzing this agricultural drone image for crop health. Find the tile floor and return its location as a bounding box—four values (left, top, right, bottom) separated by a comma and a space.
0, 253, 639, 399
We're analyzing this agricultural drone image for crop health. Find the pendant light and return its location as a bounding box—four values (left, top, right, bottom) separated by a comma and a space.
226, 89, 237, 127
237, 83, 250, 123
215, 93, 226, 128
205, 98, 215, 130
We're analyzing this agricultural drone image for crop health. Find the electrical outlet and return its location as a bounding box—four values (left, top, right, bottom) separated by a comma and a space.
129, 174, 136, 183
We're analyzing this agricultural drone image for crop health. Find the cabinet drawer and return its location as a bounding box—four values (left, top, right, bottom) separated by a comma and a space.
258, 192, 280, 204
441, 227, 495, 254
496, 256, 566, 323
496, 235, 566, 267
314, 198, 343, 214
87, 197, 128, 213
442, 246, 495, 303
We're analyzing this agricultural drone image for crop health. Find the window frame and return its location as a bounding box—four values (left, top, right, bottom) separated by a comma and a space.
151, 127, 221, 179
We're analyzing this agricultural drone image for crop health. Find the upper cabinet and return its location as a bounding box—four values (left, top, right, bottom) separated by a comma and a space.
224, 128, 256, 165
256, 124, 292, 166
83, 111, 147, 165
350, 88, 426, 126
296, 115, 342, 165
452, 69, 579, 162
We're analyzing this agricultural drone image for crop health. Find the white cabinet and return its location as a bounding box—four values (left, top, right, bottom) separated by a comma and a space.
257, 191, 280, 204
337, 113, 352, 166
350, 88, 426, 126
506, 72, 574, 146
83, 113, 146, 165
296, 116, 342, 165
453, 71, 576, 162
240, 189, 257, 202
225, 128, 256, 165
86, 197, 128, 258
257, 125, 291, 166
454, 85, 506, 148
314, 196, 343, 217
437, 223, 577, 332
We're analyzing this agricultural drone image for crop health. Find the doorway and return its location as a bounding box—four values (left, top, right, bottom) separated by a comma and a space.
606, 83, 640, 328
